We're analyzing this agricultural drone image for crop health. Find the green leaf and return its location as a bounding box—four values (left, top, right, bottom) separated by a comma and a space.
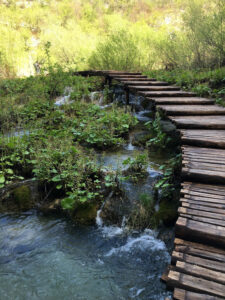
6, 169, 13, 174
52, 175, 61, 182
0, 175, 5, 184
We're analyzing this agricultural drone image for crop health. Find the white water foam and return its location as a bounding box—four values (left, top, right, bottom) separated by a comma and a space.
105, 230, 168, 257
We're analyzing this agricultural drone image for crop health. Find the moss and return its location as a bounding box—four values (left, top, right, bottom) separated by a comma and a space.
13, 185, 33, 210
73, 202, 98, 225
154, 200, 178, 227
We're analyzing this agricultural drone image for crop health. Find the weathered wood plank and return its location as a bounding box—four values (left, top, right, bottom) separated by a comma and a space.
180, 198, 225, 209
176, 217, 225, 247
174, 288, 223, 300
175, 261, 225, 284
172, 251, 225, 273
174, 238, 225, 255
178, 207, 225, 220
171, 115, 225, 129
181, 202, 225, 214
128, 85, 180, 91
167, 270, 225, 298
180, 213, 225, 227
114, 77, 156, 82
121, 80, 169, 86
181, 182, 225, 195
175, 245, 225, 262
147, 97, 214, 104
139, 91, 196, 97
158, 105, 225, 115
109, 74, 148, 78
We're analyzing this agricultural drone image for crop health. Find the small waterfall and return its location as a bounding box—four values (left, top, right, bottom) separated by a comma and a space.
96, 191, 114, 227
125, 132, 136, 151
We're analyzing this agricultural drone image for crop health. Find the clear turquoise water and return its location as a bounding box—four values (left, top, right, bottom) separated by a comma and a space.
0, 212, 171, 300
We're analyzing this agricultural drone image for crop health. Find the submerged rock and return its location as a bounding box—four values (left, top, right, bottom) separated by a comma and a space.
72, 202, 99, 225
0, 180, 40, 212
132, 130, 152, 146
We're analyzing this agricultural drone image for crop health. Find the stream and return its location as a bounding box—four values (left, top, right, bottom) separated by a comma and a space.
0, 86, 174, 299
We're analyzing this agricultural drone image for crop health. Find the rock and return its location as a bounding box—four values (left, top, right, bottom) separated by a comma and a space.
132, 131, 152, 146
160, 120, 176, 134
73, 202, 99, 225
0, 180, 40, 212
40, 199, 62, 214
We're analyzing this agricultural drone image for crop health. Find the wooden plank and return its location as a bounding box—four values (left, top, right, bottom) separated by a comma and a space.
178, 207, 225, 220
182, 169, 225, 184
167, 270, 225, 298
174, 288, 223, 300
121, 81, 169, 86
171, 115, 225, 129
175, 245, 225, 263
114, 77, 156, 82
158, 105, 225, 115
181, 202, 225, 214
174, 238, 225, 255
139, 91, 196, 97
180, 198, 225, 209
183, 194, 225, 203
128, 85, 180, 91
172, 251, 225, 273
181, 182, 225, 195
176, 217, 225, 247
181, 188, 225, 200
147, 97, 214, 105
180, 213, 225, 227
109, 74, 148, 78
176, 261, 225, 284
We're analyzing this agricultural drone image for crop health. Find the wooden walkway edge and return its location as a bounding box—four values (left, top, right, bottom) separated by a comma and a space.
78, 70, 225, 300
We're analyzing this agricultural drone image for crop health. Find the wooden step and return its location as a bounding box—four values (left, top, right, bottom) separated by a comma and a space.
176, 217, 225, 247
174, 288, 223, 300
105, 71, 142, 75
109, 74, 148, 78
139, 91, 196, 97
121, 81, 169, 86
174, 238, 225, 256
172, 251, 225, 273
170, 115, 225, 129
147, 97, 214, 105
167, 271, 225, 298
180, 129, 225, 148
128, 85, 180, 91
182, 146, 225, 183
176, 261, 225, 284
114, 77, 156, 82
181, 182, 225, 196
158, 105, 225, 115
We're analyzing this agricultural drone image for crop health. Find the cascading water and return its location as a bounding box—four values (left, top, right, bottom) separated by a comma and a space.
0, 84, 174, 300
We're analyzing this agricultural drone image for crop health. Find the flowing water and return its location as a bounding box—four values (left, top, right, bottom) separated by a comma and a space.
0, 212, 171, 300
0, 86, 174, 299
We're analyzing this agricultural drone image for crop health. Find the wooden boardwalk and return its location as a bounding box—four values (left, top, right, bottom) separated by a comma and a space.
78, 70, 225, 299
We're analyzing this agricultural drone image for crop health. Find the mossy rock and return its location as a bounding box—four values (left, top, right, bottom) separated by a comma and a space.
13, 185, 33, 210
154, 200, 178, 227
73, 202, 99, 225
132, 131, 152, 146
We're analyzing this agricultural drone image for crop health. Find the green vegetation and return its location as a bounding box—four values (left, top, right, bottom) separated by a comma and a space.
0, 0, 224, 76
0, 71, 137, 212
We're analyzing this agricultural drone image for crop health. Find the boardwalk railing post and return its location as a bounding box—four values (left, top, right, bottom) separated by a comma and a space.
125, 88, 130, 113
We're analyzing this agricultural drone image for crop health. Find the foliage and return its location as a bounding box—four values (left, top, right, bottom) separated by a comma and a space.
145, 112, 173, 149
1, 0, 224, 75
122, 153, 148, 181
0, 72, 137, 211
154, 154, 182, 200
